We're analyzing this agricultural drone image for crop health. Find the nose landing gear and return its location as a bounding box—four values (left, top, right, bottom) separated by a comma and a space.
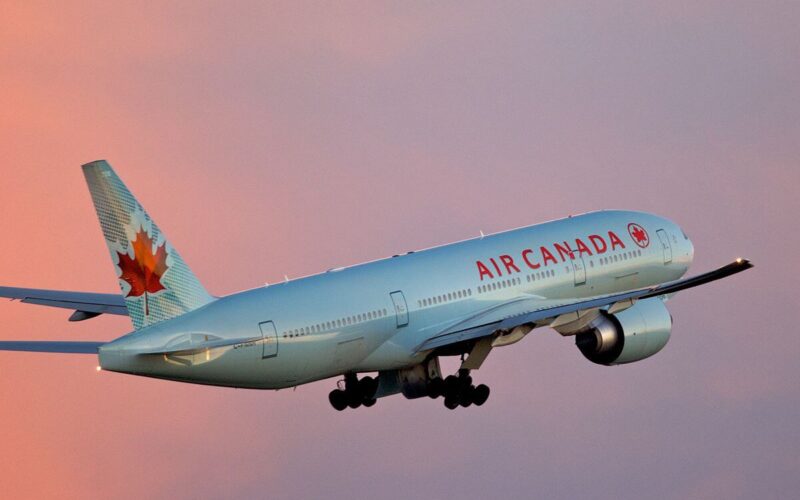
328, 373, 378, 411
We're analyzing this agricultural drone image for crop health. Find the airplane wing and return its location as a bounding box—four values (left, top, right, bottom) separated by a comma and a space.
0, 286, 128, 321
0, 341, 105, 354
415, 258, 753, 353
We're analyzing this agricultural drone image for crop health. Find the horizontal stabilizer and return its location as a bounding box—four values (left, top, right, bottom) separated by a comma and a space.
0, 286, 128, 319
0, 341, 105, 354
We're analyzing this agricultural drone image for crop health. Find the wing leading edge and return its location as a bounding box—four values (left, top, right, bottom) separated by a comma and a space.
0, 287, 128, 320
415, 258, 753, 353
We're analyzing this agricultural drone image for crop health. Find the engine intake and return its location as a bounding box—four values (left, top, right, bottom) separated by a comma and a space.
575, 298, 672, 366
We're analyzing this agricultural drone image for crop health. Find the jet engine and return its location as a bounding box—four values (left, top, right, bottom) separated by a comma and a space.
575, 298, 672, 366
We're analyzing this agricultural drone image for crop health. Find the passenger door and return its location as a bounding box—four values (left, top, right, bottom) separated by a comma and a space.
390, 291, 409, 328
259, 321, 279, 358
572, 254, 587, 286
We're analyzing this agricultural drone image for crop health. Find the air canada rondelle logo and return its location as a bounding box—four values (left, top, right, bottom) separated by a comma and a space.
627, 223, 650, 248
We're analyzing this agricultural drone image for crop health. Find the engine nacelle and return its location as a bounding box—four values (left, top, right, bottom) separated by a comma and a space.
575, 298, 672, 366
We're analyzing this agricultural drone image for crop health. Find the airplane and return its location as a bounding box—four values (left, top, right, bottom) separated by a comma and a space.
0, 161, 752, 410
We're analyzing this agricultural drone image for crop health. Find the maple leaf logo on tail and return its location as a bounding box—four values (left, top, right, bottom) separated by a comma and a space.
116, 227, 169, 316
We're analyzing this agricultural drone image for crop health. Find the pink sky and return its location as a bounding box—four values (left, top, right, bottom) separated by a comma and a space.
0, 2, 798, 498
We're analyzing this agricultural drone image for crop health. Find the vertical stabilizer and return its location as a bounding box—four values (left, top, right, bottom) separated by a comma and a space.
82, 160, 214, 330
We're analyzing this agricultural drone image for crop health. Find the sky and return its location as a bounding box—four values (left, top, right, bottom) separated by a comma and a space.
0, 1, 798, 498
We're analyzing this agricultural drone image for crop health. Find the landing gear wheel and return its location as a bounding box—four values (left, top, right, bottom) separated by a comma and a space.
472, 384, 490, 406
363, 398, 377, 407
346, 387, 362, 409
358, 376, 378, 399
428, 377, 444, 399
444, 397, 459, 410
459, 386, 474, 407
444, 375, 460, 396
329, 390, 348, 411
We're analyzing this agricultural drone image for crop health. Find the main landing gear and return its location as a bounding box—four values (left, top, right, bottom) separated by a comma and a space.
328, 373, 378, 411
327, 367, 491, 411
427, 369, 490, 410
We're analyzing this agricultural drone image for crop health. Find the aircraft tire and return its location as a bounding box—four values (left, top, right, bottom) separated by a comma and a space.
359, 376, 378, 399
428, 377, 444, 399
329, 390, 348, 411
459, 386, 474, 407
444, 375, 459, 396
473, 384, 490, 406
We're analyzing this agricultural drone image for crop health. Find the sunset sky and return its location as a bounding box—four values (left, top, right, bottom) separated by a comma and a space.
0, 2, 798, 498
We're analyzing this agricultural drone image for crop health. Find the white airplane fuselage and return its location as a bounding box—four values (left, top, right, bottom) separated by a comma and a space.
98, 210, 693, 389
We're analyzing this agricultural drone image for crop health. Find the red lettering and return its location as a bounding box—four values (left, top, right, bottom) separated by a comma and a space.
521, 248, 540, 269
499, 254, 520, 274
489, 257, 503, 276
575, 238, 593, 256
554, 242, 575, 261
540, 246, 557, 266
588, 234, 607, 254
477, 261, 494, 281
609, 230, 626, 250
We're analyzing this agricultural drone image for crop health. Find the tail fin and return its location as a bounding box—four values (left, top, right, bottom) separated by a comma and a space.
82, 160, 214, 330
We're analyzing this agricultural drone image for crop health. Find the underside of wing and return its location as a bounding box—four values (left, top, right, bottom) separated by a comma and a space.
0, 286, 128, 320
415, 258, 753, 353
0, 341, 105, 354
